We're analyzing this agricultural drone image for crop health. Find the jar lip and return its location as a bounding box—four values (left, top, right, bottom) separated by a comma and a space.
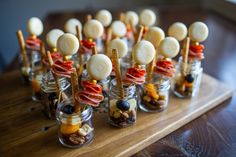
41, 71, 70, 93
110, 78, 136, 88
56, 98, 93, 120
179, 56, 201, 64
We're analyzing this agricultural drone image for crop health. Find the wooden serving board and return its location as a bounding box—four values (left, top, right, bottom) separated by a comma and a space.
0, 72, 233, 157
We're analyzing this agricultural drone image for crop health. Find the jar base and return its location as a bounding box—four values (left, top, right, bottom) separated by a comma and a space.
138, 103, 167, 113
59, 132, 94, 148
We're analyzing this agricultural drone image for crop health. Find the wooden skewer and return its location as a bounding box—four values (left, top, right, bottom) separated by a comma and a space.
92, 46, 97, 55
112, 49, 124, 99
16, 30, 30, 68
76, 25, 83, 77
105, 27, 112, 56
128, 19, 136, 33
182, 37, 190, 76
119, 12, 125, 22
71, 68, 81, 113
134, 25, 144, 45
39, 42, 47, 72
76, 25, 82, 41
40, 42, 46, 59
46, 51, 61, 90
86, 14, 92, 22
146, 52, 156, 83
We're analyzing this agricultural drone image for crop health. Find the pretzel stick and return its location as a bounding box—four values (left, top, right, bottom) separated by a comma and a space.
47, 51, 60, 90
146, 52, 156, 83
16, 30, 30, 68
105, 27, 112, 56
128, 19, 136, 33
112, 49, 124, 99
86, 14, 92, 22
134, 25, 144, 45
71, 68, 81, 113
92, 46, 97, 55
119, 12, 125, 22
76, 25, 83, 77
182, 37, 190, 76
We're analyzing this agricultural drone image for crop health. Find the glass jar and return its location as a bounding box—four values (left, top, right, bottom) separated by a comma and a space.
95, 77, 110, 113
139, 76, 170, 112
108, 79, 137, 128
56, 99, 94, 148
173, 57, 203, 98
41, 72, 71, 118
20, 65, 31, 84
30, 69, 44, 101
96, 38, 104, 53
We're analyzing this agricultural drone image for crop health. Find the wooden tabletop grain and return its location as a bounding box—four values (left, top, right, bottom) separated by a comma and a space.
3, 5, 236, 157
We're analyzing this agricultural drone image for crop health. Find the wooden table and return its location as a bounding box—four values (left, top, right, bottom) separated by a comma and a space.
2, 6, 236, 157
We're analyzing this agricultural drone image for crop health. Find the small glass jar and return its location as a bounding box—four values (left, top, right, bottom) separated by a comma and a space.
30, 69, 44, 101
173, 57, 203, 98
108, 79, 137, 128
122, 37, 134, 52
95, 77, 110, 113
41, 72, 71, 118
96, 38, 104, 53
20, 66, 31, 84
56, 99, 94, 148
139, 76, 170, 112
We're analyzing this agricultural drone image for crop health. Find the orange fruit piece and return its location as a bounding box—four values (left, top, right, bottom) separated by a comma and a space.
31, 79, 41, 92
60, 123, 80, 135
145, 84, 159, 99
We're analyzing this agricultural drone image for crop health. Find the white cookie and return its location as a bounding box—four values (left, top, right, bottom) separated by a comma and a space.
95, 9, 112, 27
64, 18, 82, 35
111, 21, 127, 37
87, 54, 112, 80
158, 37, 180, 58
27, 17, 43, 36
133, 40, 156, 65
108, 38, 128, 58
189, 21, 209, 42
139, 9, 156, 26
125, 11, 139, 26
168, 22, 187, 41
57, 33, 80, 56
83, 19, 104, 39
144, 27, 165, 49
46, 29, 64, 48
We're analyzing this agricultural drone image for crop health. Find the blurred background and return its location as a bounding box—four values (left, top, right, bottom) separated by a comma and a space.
0, 0, 235, 73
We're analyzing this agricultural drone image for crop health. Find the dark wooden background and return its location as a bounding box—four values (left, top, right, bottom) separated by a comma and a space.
3, 5, 236, 157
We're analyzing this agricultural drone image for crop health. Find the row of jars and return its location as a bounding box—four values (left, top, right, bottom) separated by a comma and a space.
21, 50, 202, 148
56, 58, 202, 148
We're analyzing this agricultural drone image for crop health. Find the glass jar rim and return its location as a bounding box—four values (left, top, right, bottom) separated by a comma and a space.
56, 98, 93, 121
41, 71, 70, 93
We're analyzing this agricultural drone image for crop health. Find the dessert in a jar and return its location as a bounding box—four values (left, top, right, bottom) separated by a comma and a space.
25, 17, 43, 71
139, 37, 180, 112
109, 79, 137, 127
56, 98, 94, 148
174, 57, 203, 97
30, 68, 44, 101
140, 76, 170, 112
17, 30, 31, 84
77, 53, 112, 109
173, 22, 209, 98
